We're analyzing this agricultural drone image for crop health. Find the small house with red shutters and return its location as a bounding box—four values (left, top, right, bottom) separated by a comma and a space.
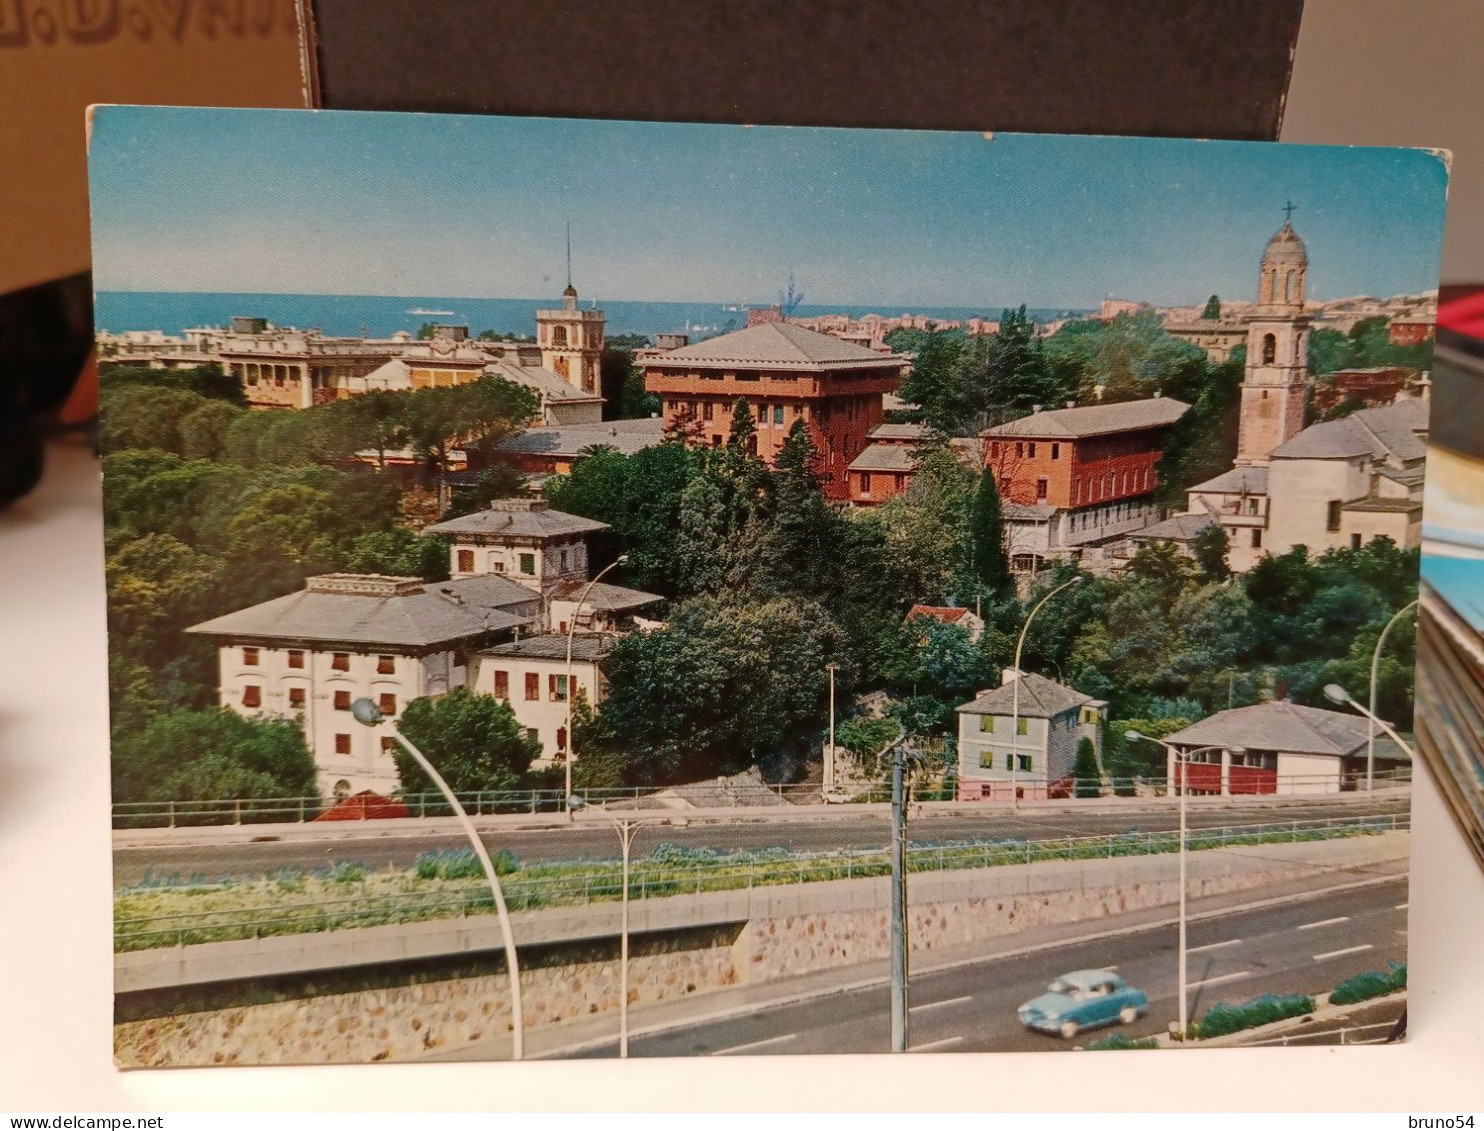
1160, 700, 1409, 795
469, 633, 613, 768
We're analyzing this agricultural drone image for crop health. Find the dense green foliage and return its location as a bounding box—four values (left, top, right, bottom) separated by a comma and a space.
1192, 993, 1316, 1040
1329, 962, 1406, 1005
112, 708, 317, 806
1072, 737, 1101, 797
1307, 316, 1433, 376
393, 687, 540, 794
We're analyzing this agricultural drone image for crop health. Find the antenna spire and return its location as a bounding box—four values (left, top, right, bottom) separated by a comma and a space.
565, 221, 572, 289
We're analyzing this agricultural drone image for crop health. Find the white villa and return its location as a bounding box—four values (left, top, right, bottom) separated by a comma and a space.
469, 633, 613, 766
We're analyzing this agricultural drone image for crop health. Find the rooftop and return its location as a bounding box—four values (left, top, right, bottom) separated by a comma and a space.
423, 499, 610, 539
906, 605, 978, 625
1132, 513, 1218, 542
643, 321, 904, 372
869, 422, 930, 442
1271, 398, 1429, 462
1342, 497, 1424, 513
985, 396, 1189, 440
956, 671, 1093, 719
483, 633, 612, 663
495, 417, 665, 460
187, 574, 538, 648
848, 443, 918, 473
1163, 700, 1408, 760
550, 579, 664, 611
1189, 466, 1269, 496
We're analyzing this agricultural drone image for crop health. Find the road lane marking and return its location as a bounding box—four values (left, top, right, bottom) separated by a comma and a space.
1188, 971, 1252, 989
1187, 938, 1243, 954
910, 996, 973, 1013
712, 1033, 798, 1056
910, 1036, 965, 1052
1297, 916, 1350, 931
1313, 944, 1373, 962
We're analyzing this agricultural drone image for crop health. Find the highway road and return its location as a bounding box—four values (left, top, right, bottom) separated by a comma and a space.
112, 798, 1409, 885
567, 877, 1408, 1057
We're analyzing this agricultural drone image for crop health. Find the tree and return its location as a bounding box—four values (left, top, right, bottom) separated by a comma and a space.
112, 708, 318, 806
105, 533, 225, 667
1072, 736, 1101, 797
758, 420, 834, 599
968, 470, 1012, 595
1202, 295, 1222, 321
976, 306, 1056, 420
100, 362, 246, 407
393, 687, 540, 794
1191, 523, 1232, 585
99, 385, 210, 455
727, 397, 756, 455
178, 399, 244, 460
898, 329, 968, 435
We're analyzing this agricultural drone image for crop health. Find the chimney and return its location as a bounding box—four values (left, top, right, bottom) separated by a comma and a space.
1001, 667, 1023, 685
1031, 404, 1042, 414
1066, 400, 1076, 409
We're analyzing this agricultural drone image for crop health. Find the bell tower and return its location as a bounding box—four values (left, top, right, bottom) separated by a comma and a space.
1236, 204, 1310, 466
536, 224, 605, 395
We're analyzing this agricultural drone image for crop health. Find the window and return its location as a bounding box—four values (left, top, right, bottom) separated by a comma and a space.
288, 650, 305, 669
556, 726, 568, 752
1050, 443, 1059, 460
381, 736, 397, 755
1036, 478, 1048, 501
335, 733, 351, 755
1017, 718, 1028, 736
1251, 528, 1263, 549
1351, 532, 1363, 550
1015, 442, 1024, 458
860, 473, 872, 493
559, 550, 568, 573
379, 693, 397, 717
334, 690, 351, 710
493, 670, 509, 698
377, 655, 395, 674
702, 401, 714, 421
1262, 333, 1276, 365
519, 552, 536, 575
1018, 755, 1032, 772
457, 549, 475, 573
990, 442, 1000, 458
332, 653, 349, 672
552, 325, 568, 347
489, 556, 506, 574
1247, 498, 1259, 515
242, 647, 260, 666
288, 687, 306, 710
550, 674, 568, 702
242, 685, 261, 708
980, 716, 995, 733
525, 672, 540, 701
895, 474, 906, 491
1326, 500, 1343, 532
1028, 443, 1037, 458
979, 752, 997, 769
774, 405, 784, 425
1005, 753, 1015, 771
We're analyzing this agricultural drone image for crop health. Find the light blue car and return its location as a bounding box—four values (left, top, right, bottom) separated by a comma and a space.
1017, 969, 1149, 1039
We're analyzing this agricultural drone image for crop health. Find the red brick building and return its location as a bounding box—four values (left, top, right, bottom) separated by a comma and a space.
1312, 366, 1415, 413
643, 322, 905, 499
983, 397, 1189, 570
1388, 318, 1435, 346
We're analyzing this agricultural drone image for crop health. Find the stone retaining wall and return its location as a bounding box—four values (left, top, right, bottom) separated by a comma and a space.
115, 832, 1406, 1066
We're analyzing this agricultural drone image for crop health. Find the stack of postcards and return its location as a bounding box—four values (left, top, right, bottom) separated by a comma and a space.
1417, 302, 1484, 868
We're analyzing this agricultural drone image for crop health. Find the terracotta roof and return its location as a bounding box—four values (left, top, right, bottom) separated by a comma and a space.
1163, 700, 1408, 760
187, 574, 538, 648
424, 501, 610, 539
1133, 513, 1218, 542
643, 321, 903, 371
550, 579, 664, 610
906, 605, 975, 625
956, 672, 1093, 719
986, 397, 1189, 440
848, 443, 918, 473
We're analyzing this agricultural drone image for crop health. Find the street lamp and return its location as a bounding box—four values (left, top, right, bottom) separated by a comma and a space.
825, 661, 839, 795
567, 794, 667, 1058
564, 554, 628, 820
1125, 732, 1242, 1043
1323, 683, 1417, 765
1362, 600, 1418, 790
350, 697, 525, 1058
1010, 574, 1083, 805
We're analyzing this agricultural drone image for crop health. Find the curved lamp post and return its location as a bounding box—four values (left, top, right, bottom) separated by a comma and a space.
351, 697, 525, 1058
567, 794, 667, 1058
1010, 575, 1083, 806
1362, 600, 1418, 790
564, 554, 628, 820
1323, 683, 1416, 769
1125, 732, 1243, 1043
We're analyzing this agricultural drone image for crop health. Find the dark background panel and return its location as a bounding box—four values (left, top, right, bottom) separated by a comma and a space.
307, 0, 1303, 141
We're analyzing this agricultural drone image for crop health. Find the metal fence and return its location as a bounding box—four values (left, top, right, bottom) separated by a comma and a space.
110, 770, 1413, 829
114, 812, 1410, 951
1243, 1019, 1400, 1046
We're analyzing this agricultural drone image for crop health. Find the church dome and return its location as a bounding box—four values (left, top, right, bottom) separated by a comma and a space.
1262, 221, 1308, 267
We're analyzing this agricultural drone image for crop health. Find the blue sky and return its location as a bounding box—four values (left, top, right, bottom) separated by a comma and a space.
88, 107, 1450, 309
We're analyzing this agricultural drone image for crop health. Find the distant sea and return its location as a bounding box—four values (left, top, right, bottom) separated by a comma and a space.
94, 292, 1087, 342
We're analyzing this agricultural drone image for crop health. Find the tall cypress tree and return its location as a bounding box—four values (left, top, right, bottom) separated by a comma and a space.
969, 471, 1012, 595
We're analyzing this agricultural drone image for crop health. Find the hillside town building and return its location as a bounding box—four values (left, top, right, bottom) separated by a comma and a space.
424, 498, 609, 594
187, 573, 541, 797
469, 634, 612, 767
642, 321, 906, 500
1161, 700, 1409, 795
492, 417, 665, 478
983, 397, 1189, 571
955, 670, 1107, 801
1235, 214, 1312, 466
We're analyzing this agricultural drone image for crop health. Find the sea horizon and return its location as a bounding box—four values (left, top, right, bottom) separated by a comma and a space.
94, 290, 1094, 343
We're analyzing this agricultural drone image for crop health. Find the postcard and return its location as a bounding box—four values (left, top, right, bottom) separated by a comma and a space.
90, 107, 1446, 1064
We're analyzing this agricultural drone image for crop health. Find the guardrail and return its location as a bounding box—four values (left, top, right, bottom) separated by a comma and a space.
1243, 1019, 1399, 1047
114, 812, 1410, 952
110, 770, 1413, 829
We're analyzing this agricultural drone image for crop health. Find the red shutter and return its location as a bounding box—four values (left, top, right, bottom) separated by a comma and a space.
525, 672, 539, 701
494, 670, 509, 698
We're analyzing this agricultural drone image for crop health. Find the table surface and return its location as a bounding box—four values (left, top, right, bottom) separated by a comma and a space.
2, 438, 1481, 1113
